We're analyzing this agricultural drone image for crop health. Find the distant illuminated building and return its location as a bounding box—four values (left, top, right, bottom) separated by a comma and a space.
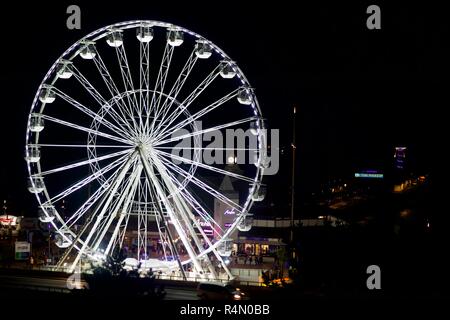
394, 147, 407, 170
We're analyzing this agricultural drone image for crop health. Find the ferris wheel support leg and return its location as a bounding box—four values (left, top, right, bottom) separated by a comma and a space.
155, 217, 171, 260
168, 189, 218, 278
104, 165, 142, 256
184, 209, 233, 279
138, 147, 205, 279
168, 180, 234, 279
93, 164, 142, 252
154, 155, 234, 279
179, 196, 233, 280
136, 177, 149, 261
135, 147, 186, 278
180, 199, 233, 279
105, 212, 127, 257
153, 151, 233, 279
145, 179, 172, 261
149, 151, 218, 278
117, 213, 131, 252
141, 161, 187, 280
68, 151, 137, 273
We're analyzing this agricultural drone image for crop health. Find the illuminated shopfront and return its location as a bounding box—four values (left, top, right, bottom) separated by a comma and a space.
236, 236, 285, 255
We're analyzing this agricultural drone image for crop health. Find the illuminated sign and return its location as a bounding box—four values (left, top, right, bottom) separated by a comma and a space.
224, 209, 235, 215
195, 219, 213, 236
354, 173, 384, 179
15, 241, 31, 260
195, 219, 211, 228
224, 223, 233, 228
0, 215, 17, 226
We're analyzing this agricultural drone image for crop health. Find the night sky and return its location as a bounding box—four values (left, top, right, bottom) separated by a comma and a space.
0, 1, 445, 216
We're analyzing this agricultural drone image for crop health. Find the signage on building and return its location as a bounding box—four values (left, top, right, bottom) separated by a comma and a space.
224, 209, 235, 215
15, 241, 31, 260
354, 172, 384, 179
198, 220, 211, 227
194, 218, 213, 237
0, 215, 17, 226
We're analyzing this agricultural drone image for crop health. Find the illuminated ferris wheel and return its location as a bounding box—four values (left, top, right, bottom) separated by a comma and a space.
25, 20, 268, 279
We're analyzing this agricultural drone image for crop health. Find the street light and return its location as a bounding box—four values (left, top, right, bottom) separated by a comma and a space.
290, 105, 296, 243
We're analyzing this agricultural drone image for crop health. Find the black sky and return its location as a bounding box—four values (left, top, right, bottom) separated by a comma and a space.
0, 1, 446, 215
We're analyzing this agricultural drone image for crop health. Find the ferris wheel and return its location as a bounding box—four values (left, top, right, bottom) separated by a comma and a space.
25, 20, 268, 280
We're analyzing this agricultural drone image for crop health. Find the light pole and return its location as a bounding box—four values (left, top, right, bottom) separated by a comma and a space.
48, 231, 52, 265
290, 105, 296, 243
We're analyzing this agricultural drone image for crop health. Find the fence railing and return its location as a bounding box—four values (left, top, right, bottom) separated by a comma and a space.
0, 283, 69, 294
1, 264, 264, 286
153, 273, 264, 286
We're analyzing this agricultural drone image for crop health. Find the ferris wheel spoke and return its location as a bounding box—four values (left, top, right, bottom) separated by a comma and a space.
114, 42, 142, 132
147, 42, 175, 135
154, 146, 259, 151
71, 65, 138, 137
52, 87, 133, 140
154, 116, 258, 146
148, 161, 178, 199
84, 192, 121, 247
157, 154, 245, 213
86, 51, 137, 134
39, 114, 133, 145
39, 149, 133, 177
139, 40, 151, 133
48, 153, 131, 204
101, 94, 140, 138
91, 50, 140, 131
151, 49, 198, 136
93, 162, 142, 252
154, 149, 256, 184
64, 169, 121, 229
88, 167, 136, 248
154, 88, 239, 143
153, 63, 222, 138
34, 144, 131, 148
